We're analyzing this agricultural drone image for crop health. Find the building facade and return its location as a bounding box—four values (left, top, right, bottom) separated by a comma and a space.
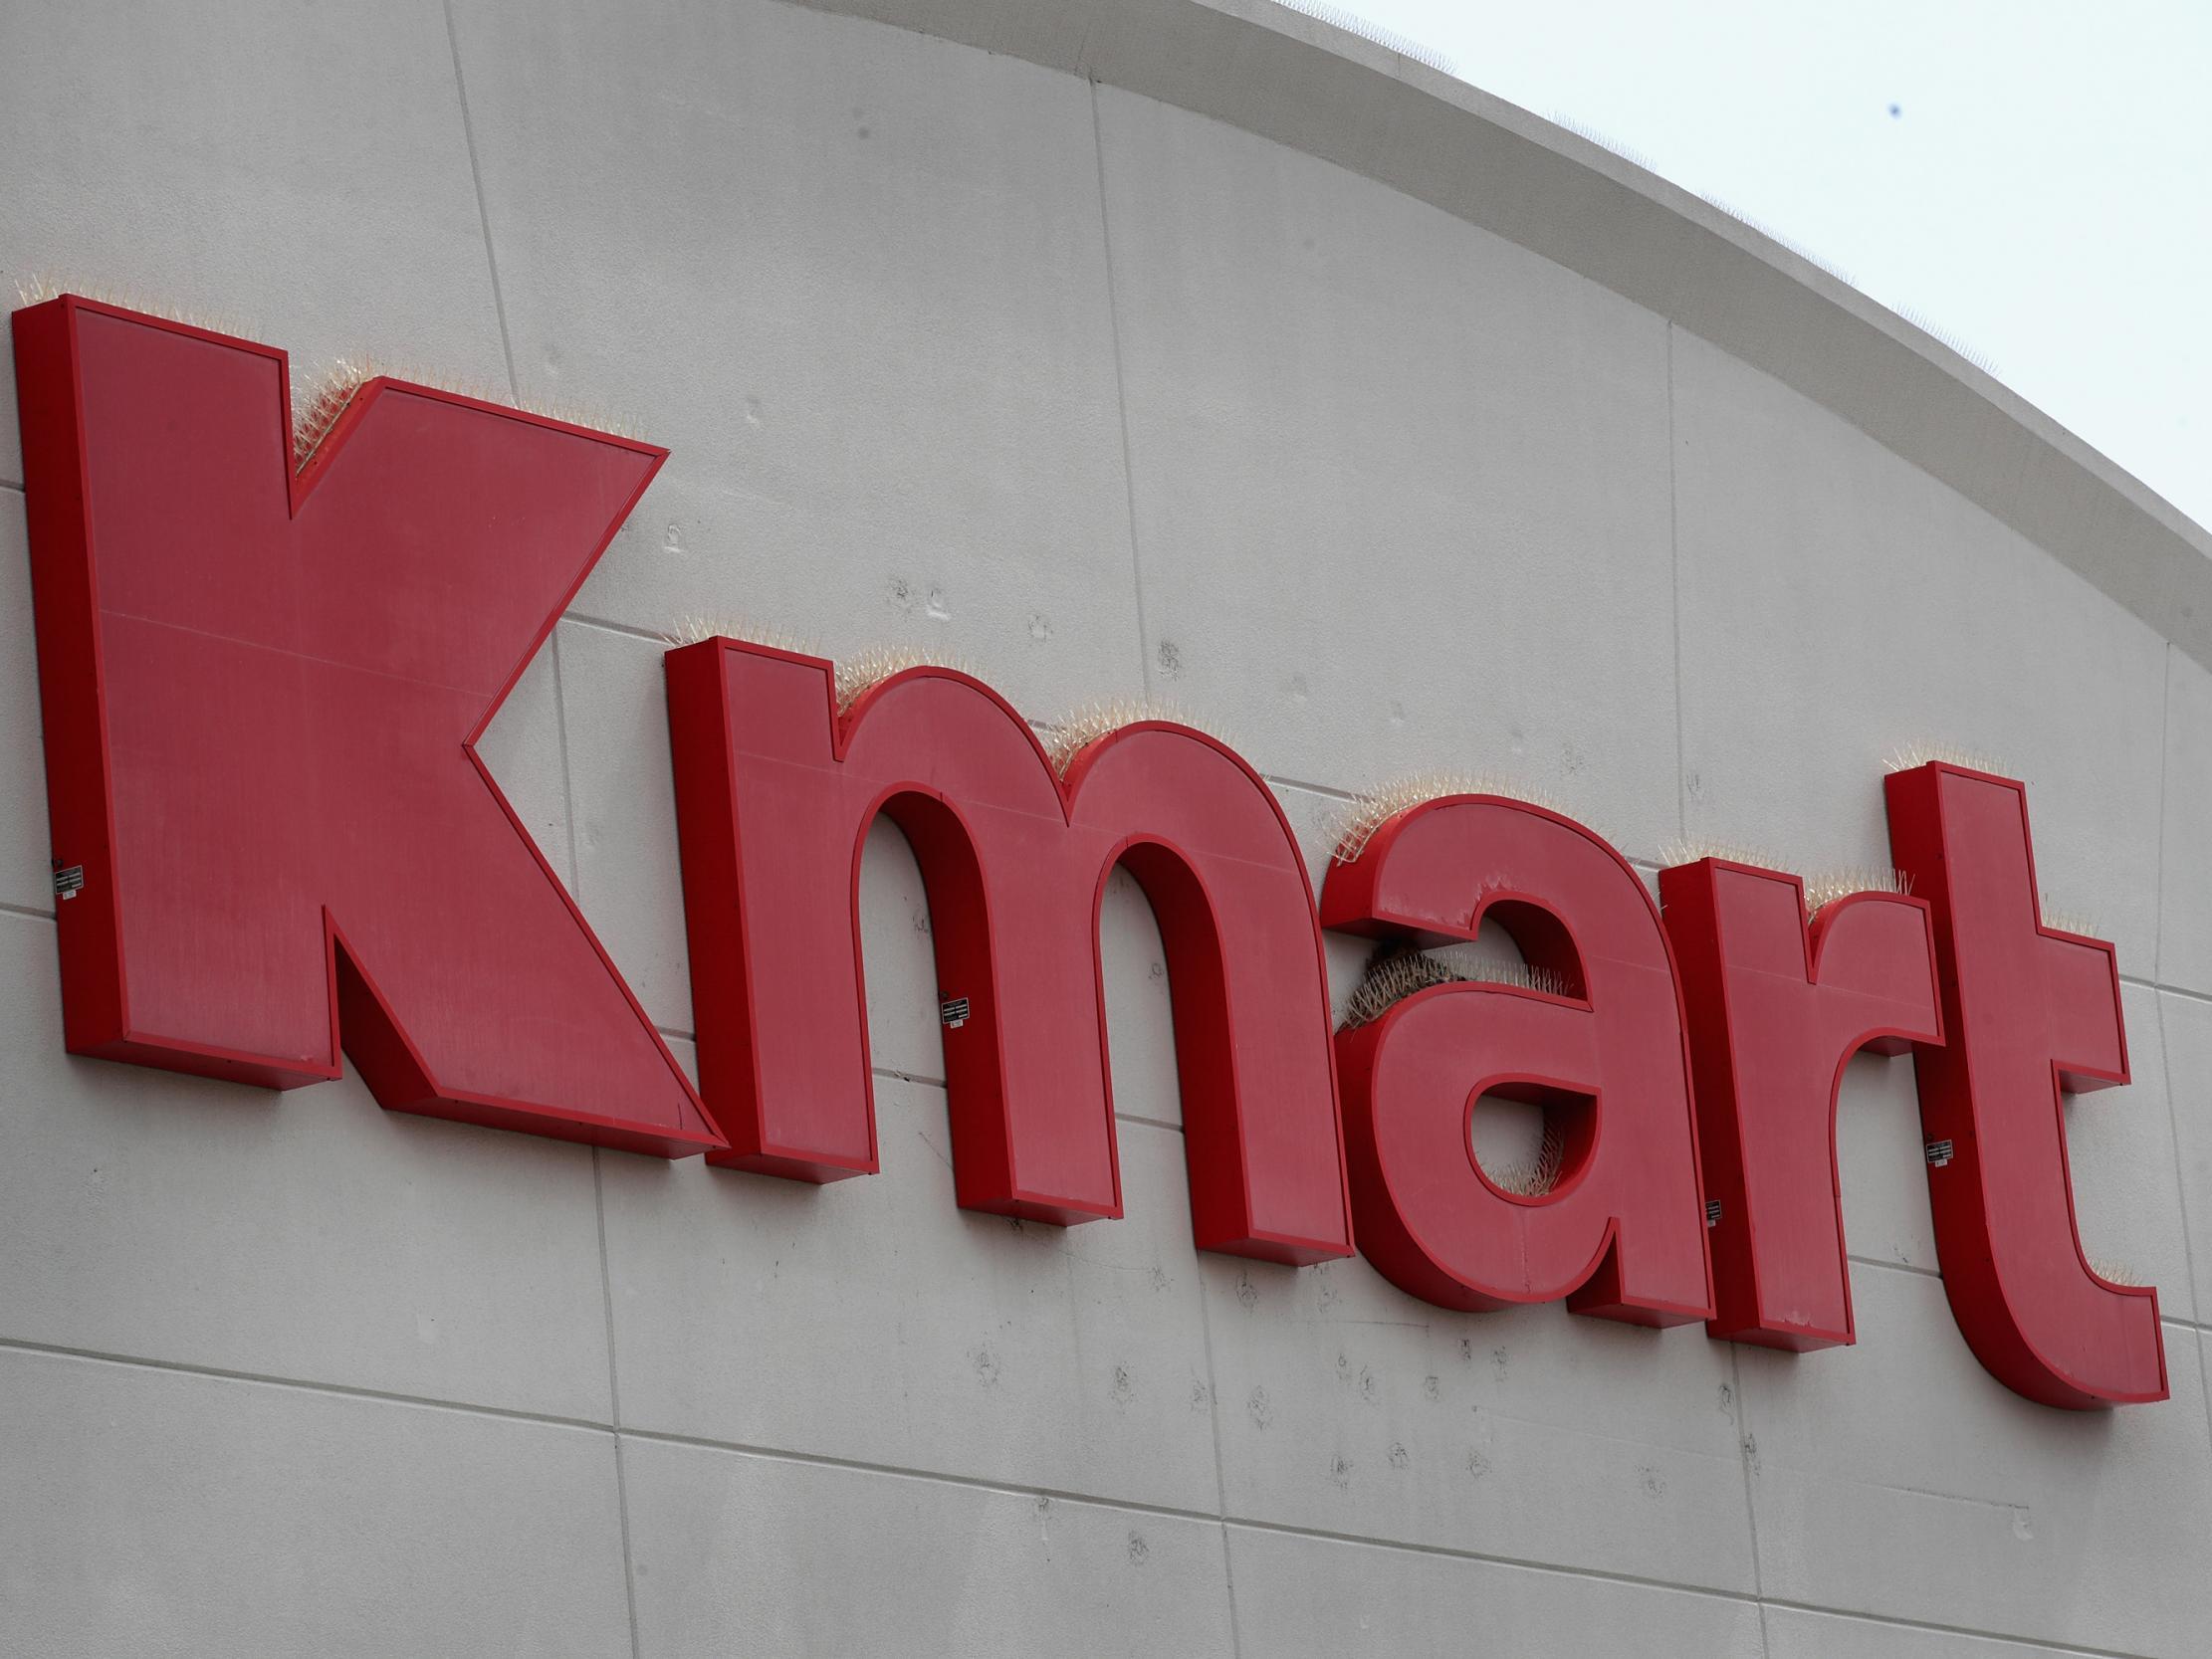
3, 0, 2211, 1653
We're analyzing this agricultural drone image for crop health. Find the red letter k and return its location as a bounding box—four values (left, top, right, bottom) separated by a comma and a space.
12, 297, 718, 1157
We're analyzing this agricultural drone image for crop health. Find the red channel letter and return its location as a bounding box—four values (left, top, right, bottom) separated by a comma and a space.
1885, 762, 2166, 1407
1660, 858, 1941, 1349
663, 637, 1352, 1264
12, 297, 716, 1156
1322, 795, 1713, 1325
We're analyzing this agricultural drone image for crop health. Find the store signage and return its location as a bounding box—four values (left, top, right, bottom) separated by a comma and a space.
10, 295, 2166, 1412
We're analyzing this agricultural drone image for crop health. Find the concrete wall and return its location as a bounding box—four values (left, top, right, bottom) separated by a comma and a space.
2, 1, 2208, 1654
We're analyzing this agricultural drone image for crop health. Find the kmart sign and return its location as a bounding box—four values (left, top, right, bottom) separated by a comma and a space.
11, 294, 2165, 1417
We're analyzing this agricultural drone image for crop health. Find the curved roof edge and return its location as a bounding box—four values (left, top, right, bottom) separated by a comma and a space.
795, 0, 2212, 667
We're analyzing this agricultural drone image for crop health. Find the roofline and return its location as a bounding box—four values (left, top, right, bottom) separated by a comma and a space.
795, 0, 2212, 667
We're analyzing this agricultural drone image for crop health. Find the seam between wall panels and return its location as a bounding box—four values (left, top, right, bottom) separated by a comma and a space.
2155, 989, 2212, 1449
591, 1150, 646, 1659
2155, 644, 2175, 985
2127, 972, 2212, 999
2151, 642, 2208, 1449
1851, 1251, 2205, 1330
0, 1335, 618, 1432
1261, 775, 1360, 804
1191, 1268, 1246, 1658
440, 0, 590, 910
0, 1337, 2164, 1656
2136, 976, 2212, 1006
2149, 991, 2208, 1330
1667, 323, 1687, 844
664, 1029, 1185, 1133
476, 1419, 1793, 1616
1749, 1596, 2138, 1659
1087, 76, 1155, 703
566, 613, 675, 649
548, 629, 585, 893
2200, 1332, 2212, 1479
1724, 1345, 1772, 1657
441, 0, 521, 403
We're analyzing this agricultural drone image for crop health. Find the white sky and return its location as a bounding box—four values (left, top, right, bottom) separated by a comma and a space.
1321, 1, 2211, 531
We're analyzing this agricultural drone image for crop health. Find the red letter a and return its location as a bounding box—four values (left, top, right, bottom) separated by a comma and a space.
12, 297, 717, 1156
1885, 761, 2165, 1407
1323, 794, 1713, 1325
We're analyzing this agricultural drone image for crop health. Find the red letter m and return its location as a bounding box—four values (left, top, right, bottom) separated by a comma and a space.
12, 297, 716, 1156
665, 637, 1352, 1263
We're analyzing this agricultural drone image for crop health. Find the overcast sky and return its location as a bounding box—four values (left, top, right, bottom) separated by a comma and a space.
1319, 1, 2210, 531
